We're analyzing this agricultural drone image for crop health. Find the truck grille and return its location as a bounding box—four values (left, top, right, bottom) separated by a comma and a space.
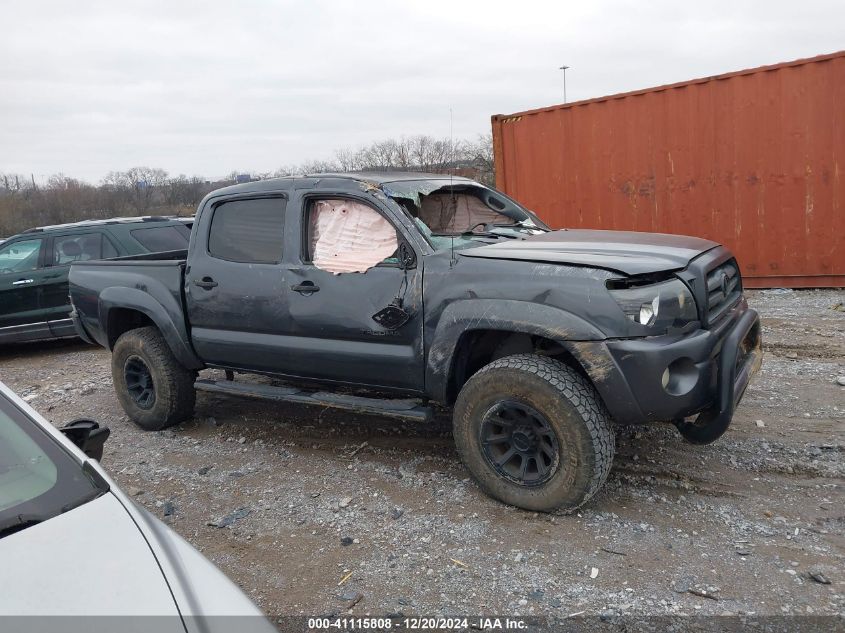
705, 260, 742, 324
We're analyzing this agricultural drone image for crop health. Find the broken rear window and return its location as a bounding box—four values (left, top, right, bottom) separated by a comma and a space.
307, 199, 399, 274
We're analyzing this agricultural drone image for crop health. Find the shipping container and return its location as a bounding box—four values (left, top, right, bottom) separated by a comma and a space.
491, 51, 845, 288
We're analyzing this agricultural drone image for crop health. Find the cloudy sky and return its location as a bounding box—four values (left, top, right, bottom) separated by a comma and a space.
2, 0, 842, 182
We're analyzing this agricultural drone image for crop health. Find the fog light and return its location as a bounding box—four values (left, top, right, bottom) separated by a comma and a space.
662, 358, 699, 396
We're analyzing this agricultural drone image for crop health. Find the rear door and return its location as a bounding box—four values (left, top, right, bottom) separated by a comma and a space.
184, 195, 289, 371
41, 231, 120, 326
0, 237, 47, 329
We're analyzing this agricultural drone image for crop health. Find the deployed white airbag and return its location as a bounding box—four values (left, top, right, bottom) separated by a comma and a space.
419, 193, 508, 233
310, 199, 398, 274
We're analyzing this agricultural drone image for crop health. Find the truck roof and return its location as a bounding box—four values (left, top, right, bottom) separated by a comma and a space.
311, 171, 474, 183
208, 172, 475, 197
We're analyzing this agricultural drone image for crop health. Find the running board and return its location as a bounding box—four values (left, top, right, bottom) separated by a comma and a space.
194, 378, 433, 422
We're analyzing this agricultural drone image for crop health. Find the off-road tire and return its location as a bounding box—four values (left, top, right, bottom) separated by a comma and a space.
453, 354, 615, 512
111, 326, 196, 431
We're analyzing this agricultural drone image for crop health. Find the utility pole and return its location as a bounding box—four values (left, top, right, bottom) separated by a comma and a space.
559, 65, 570, 103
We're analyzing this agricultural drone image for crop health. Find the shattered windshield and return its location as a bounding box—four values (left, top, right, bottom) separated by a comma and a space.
382, 179, 548, 251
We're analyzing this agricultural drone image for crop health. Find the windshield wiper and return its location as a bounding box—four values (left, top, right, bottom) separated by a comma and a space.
460, 230, 520, 240
0, 514, 46, 539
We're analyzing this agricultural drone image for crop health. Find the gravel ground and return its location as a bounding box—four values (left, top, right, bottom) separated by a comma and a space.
0, 289, 843, 620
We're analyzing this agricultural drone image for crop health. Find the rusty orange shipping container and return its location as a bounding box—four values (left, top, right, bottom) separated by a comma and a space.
492, 51, 845, 288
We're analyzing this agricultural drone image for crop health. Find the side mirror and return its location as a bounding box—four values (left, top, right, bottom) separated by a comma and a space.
60, 419, 110, 461
398, 242, 416, 270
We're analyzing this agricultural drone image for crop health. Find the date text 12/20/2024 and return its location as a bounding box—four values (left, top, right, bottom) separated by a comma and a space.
308, 617, 529, 630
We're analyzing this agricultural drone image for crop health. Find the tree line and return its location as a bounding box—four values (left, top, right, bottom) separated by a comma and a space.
0, 134, 493, 237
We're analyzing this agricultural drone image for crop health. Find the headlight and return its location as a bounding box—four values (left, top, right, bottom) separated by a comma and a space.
608, 278, 698, 331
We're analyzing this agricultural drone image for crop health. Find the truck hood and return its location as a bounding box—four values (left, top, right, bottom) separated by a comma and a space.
458, 229, 719, 275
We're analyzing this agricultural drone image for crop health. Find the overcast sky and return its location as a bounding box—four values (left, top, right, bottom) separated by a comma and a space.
2, 0, 842, 183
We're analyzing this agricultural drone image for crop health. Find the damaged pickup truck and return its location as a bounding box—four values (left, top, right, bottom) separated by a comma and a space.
69, 173, 762, 511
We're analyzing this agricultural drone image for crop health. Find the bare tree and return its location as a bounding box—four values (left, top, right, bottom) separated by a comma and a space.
124, 167, 168, 212
467, 133, 494, 172
300, 159, 341, 174
335, 147, 365, 172
163, 175, 209, 210
0, 132, 495, 237
0, 173, 33, 194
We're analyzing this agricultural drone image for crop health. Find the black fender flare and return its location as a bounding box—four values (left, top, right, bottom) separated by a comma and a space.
99, 286, 203, 370
425, 299, 607, 402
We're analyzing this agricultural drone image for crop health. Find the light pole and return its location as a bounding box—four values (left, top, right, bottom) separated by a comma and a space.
559, 65, 570, 103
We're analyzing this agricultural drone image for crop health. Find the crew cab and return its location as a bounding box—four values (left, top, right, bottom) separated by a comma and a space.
69, 173, 762, 512
0, 216, 191, 344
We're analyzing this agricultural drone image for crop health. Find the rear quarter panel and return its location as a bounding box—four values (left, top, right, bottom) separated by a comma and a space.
69, 259, 203, 369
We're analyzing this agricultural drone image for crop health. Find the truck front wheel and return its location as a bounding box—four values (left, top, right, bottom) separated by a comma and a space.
111, 326, 196, 431
453, 354, 614, 512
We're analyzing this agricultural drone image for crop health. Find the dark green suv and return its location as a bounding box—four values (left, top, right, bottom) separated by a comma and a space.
0, 216, 191, 344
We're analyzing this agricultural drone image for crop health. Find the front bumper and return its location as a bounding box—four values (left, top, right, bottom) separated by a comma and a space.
674, 306, 763, 443
571, 299, 762, 441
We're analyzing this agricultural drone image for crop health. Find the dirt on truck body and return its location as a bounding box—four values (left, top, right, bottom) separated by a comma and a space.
68, 172, 762, 512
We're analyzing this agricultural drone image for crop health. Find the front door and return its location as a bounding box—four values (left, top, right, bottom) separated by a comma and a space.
279, 193, 425, 392
0, 238, 47, 329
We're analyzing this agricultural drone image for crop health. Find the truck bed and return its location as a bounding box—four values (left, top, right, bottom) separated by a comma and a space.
69, 251, 190, 354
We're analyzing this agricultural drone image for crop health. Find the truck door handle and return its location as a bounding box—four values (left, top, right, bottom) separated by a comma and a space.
291, 281, 319, 295
193, 277, 218, 290
12, 279, 34, 285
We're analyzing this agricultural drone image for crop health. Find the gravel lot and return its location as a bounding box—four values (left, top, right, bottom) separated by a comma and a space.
1, 289, 843, 619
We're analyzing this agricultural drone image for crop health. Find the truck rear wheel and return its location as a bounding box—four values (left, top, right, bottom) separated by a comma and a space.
111, 326, 196, 431
453, 354, 614, 512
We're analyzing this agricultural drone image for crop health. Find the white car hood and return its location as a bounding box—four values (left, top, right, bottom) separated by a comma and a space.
0, 384, 273, 633
0, 492, 182, 620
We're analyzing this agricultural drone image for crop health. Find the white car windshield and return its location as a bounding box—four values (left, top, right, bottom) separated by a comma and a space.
0, 396, 104, 539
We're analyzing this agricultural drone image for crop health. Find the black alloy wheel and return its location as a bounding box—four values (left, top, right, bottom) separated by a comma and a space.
479, 400, 560, 486
124, 355, 156, 410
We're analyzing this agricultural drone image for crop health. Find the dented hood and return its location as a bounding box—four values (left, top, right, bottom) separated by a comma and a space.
459, 229, 719, 275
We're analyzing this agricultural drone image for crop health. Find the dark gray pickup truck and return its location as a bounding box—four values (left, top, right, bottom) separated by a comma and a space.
69, 172, 762, 511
